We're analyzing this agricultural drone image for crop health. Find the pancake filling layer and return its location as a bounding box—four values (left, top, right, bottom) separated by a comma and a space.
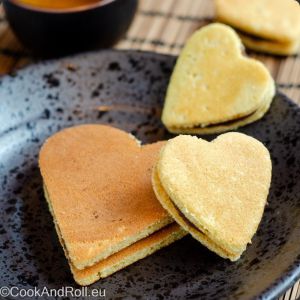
170, 108, 257, 131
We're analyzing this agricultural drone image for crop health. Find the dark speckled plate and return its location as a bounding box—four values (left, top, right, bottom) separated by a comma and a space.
0, 50, 300, 300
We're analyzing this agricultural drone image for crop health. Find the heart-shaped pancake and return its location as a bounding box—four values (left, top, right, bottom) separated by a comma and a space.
162, 23, 275, 133
216, 0, 300, 55
69, 223, 185, 286
39, 124, 179, 271
237, 32, 300, 56
152, 133, 272, 261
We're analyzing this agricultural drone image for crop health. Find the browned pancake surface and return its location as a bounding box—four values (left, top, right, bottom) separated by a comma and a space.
39, 124, 171, 269
71, 223, 186, 286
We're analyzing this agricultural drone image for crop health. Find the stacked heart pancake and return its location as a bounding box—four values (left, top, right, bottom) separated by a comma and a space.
161, 23, 275, 134
215, 0, 300, 55
39, 124, 186, 285
152, 133, 272, 261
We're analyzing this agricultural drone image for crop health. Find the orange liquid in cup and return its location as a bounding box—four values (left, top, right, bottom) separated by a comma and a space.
15, 0, 102, 9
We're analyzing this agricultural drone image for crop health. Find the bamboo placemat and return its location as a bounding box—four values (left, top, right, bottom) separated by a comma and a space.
0, 1, 299, 299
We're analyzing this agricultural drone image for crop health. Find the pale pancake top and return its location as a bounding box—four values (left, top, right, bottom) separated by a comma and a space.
152, 167, 241, 261
216, 0, 300, 43
167, 81, 275, 135
162, 23, 273, 129
39, 124, 171, 269
156, 133, 272, 254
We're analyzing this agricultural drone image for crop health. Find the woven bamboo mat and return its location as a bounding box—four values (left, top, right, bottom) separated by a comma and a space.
0, 1, 299, 299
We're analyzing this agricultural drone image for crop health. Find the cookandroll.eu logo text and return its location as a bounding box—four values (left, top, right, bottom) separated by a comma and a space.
0, 286, 106, 298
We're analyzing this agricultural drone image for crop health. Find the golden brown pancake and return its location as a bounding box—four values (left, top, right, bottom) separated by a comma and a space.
152, 133, 272, 261
70, 224, 186, 286
44, 183, 187, 286
39, 124, 174, 270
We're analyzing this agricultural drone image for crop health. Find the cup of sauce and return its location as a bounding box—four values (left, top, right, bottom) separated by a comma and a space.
3, 0, 138, 57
